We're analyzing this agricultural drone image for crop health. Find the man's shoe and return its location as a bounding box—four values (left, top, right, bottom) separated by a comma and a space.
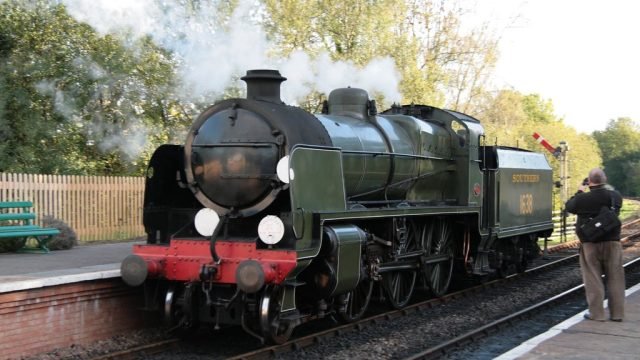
583, 312, 605, 321
610, 318, 623, 322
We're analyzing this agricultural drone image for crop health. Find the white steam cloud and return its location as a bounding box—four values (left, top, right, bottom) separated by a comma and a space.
279, 52, 401, 103
56, 0, 401, 160
62, 0, 401, 102
35, 76, 152, 162
94, 118, 149, 161
35, 80, 79, 122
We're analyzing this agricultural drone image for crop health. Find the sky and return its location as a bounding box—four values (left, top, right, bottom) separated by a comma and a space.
477, 0, 640, 134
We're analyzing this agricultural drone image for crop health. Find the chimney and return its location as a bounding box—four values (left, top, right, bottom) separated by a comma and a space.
241, 69, 286, 104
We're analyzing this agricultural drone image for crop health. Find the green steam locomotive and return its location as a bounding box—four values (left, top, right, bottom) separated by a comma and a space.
121, 69, 553, 344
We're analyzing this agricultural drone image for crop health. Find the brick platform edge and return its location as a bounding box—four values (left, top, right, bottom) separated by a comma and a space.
0, 279, 152, 359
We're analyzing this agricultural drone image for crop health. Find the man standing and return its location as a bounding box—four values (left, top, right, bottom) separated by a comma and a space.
565, 168, 624, 322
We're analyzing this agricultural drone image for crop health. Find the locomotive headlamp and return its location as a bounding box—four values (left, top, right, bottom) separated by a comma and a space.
194, 208, 220, 237
276, 155, 294, 183
258, 215, 285, 245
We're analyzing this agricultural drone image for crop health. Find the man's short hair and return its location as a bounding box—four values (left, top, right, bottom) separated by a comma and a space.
588, 168, 607, 185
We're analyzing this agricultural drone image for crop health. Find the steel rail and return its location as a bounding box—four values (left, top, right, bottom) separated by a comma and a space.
90, 338, 180, 360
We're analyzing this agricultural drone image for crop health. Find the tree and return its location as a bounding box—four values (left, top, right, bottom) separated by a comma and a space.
411, 1, 499, 112
0, 0, 185, 175
263, 0, 400, 62
262, 0, 500, 109
521, 94, 558, 124
593, 118, 640, 195
262, 0, 408, 108
593, 118, 640, 159
474, 89, 528, 147
475, 89, 602, 210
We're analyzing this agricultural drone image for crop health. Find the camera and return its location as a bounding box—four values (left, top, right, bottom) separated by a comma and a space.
582, 177, 589, 186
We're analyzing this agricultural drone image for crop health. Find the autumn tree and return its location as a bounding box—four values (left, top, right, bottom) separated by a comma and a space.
262, 0, 499, 109
404, 0, 500, 111
475, 89, 602, 210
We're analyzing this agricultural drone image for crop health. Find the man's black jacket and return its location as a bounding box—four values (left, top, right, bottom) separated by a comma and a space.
565, 185, 623, 241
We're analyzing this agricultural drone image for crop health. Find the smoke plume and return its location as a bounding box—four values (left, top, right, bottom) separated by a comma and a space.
55, 0, 401, 161
61, 0, 402, 103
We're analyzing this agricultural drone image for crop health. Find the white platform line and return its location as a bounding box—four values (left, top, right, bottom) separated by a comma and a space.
0, 264, 121, 293
495, 282, 640, 359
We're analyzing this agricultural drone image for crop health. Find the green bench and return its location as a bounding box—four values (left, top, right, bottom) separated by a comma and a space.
0, 201, 60, 253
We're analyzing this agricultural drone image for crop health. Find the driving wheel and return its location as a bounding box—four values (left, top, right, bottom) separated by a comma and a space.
381, 218, 419, 309
421, 217, 454, 297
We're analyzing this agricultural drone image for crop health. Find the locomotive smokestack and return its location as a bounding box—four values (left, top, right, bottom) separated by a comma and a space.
241, 69, 286, 104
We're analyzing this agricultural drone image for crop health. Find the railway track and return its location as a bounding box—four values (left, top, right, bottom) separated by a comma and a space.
226, 259, 585, 360
92, 339, 181, 360
91, 256, 579, 360
404, 256, 640, 360
91, 219, 640, 360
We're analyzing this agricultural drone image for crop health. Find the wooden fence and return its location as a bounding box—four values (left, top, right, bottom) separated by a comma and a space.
550, 210, 577, 242
0, 173, 145, 242
0, 173, 613, 244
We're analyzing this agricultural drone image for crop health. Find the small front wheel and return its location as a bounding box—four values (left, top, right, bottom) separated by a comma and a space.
260, 285, 295, 344
338, 271, 373, 322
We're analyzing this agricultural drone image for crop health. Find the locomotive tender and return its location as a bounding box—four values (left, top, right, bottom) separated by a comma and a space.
121, 69, 553, 343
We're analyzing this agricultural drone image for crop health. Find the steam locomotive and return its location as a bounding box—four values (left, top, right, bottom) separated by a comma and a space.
121, 69, 553, 343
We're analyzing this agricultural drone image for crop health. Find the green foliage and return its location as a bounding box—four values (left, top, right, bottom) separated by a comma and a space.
474, 90, 528, 146
521, 94, 558, 124
593, 118, 640, 158
593, 118, 640, 196
0, 0, 187, 176
263, 0, 399, 62
262, 0, 498, 109
620, 198, 640, 221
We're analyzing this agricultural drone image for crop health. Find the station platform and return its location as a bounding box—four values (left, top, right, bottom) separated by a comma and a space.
497, 282, 640, 359
0, 241, 140, 293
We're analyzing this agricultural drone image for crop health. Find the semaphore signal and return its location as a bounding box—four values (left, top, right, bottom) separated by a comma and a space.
533, 132, 561, 158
